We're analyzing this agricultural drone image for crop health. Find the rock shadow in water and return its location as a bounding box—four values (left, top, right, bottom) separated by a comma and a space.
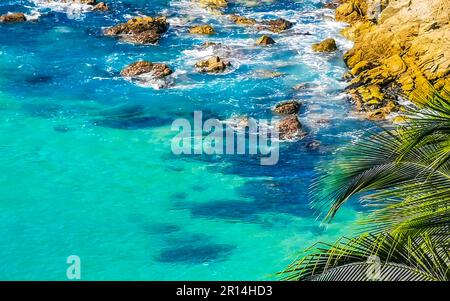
156, 233, 235, 264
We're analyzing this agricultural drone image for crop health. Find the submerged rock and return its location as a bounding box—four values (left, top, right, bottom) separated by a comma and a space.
277, 116, 304, 140
189, 24, 215, 34
255, 35, 276, 46
306, 140, 321, 150
104, 16, 169, 45
273, 100, 301, 115
253, 69, 285, 79
0, 12, 26, 23
312, 38, 337, 52
121, 61, 173, 78
195, 56, 230, 73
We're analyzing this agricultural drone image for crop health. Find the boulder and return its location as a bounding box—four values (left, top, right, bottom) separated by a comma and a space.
273, 100, 301, 115
260, 18, 293, 32
93, 2, 109, 11
277, 116, 304, 140
189, 24, 215, 34
104, 16, 169, 45
195, 56, 231, 73
255, 35, 275, 46
120, 61, 173, 78
312, 38, 337, 52
0, 12, 26, 23
229, 15, 256, 25
198, 0, 228, 8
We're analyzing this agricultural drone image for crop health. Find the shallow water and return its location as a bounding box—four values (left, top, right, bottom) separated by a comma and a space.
0, 0, 374, 280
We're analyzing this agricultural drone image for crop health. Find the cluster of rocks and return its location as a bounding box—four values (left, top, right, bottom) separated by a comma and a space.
333, 0, 450, 120
229, 15, 294, 33
271, 100, 305, 140
103, 16, 169, 44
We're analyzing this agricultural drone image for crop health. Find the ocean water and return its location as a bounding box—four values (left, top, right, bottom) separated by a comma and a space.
0, 0, 374, 280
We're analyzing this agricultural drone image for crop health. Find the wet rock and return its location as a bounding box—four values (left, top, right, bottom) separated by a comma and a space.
104, 16, 169, 45
312, 38, 337, 52
198, 0, 228, 8
260, 18, 293, 32
0, 12, 26, 23
323, 0, 342, 9
229, 14, 256, 26
120, 61, 173, 78
292, 82, 312, 91
189, 24, 215, 34
277, 115, 304, 140
255, 35, 275, 46
273, 100, 301, 115
195, 56, 230, 73
200, 41, 221, 47
93, 2, 109, 11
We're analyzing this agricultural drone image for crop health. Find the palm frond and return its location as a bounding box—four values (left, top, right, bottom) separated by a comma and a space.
280, 233, 449, 281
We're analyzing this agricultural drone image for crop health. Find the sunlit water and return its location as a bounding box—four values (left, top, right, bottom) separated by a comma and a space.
0, 0, 374, 280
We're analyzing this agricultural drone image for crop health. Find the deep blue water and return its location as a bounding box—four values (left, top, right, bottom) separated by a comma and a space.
0, 0, 373, 280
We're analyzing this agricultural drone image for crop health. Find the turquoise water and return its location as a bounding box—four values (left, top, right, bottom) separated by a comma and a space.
0, 0, 373, 280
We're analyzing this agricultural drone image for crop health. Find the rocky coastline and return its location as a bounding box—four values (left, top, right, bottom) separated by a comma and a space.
3, 0, 448, 136
333, 0, 450, 120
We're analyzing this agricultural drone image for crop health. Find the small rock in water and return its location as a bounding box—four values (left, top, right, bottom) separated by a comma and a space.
292, 82, 312, 91
93, 2, 109, 11
189, 24, 215, 35
253, 69, 284, 79
259, 18, 293, 32
277, 115, 304, 140
200, 41, 221, 48
273, 100, 301, 115
195, 56, 230, 73
198, 0, 228, 8
229, 14, 256, 26
312, 38, 337, 52
255, 35, 276, 46
0, 13, 27, 23
121, 61, 173, 78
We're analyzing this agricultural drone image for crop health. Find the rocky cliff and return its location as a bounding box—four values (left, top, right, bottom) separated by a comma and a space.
335, 0, 450, 120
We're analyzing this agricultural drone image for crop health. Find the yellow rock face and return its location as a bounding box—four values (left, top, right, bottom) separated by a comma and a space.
338, 0, 450, 120
312, 38, 337, 52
